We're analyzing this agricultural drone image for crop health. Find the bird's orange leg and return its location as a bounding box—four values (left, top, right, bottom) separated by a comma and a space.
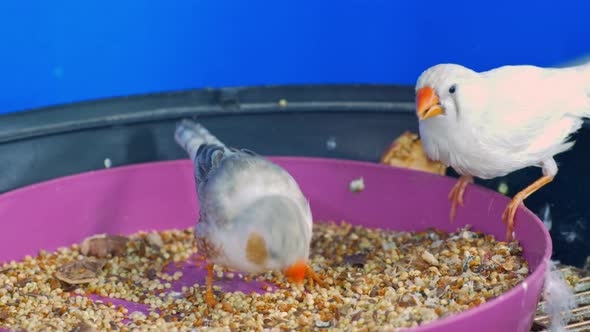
502, 175, 553, 242
448, 175, 474, 223
205, 263, 217, 307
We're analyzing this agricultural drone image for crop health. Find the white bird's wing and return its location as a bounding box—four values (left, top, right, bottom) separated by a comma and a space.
463, 65, 588, 155
203, 156, 311, 230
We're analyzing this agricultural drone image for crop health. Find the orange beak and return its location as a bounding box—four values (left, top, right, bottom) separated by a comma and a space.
283, 259, 307, 283
416, 87, 443, 120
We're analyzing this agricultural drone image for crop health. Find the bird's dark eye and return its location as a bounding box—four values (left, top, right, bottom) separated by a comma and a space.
449, 85, 456, 94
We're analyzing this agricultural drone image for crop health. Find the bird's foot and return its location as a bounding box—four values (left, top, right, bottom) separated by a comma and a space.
448, 175, 474, 222
205, 289, 217, 307
502, 194, 525, 242
501, 175, 554, 242
306, 266, 326, 289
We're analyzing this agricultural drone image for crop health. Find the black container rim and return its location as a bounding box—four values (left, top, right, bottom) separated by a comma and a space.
0, 84, 419, 144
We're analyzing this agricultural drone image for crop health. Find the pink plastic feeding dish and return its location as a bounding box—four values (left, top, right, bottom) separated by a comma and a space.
0, 157, 551, 331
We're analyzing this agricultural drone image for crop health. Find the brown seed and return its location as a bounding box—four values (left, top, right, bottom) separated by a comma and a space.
69, 322, 98, 332
222, 302, 234, 313
57, 257, 106, 285
0, 308, 9, 320
343, 253, 368, 268
16, 277, 33, 288
80, 234, 129, 258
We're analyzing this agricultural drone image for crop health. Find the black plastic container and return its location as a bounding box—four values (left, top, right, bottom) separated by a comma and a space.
0, 85, 588, 267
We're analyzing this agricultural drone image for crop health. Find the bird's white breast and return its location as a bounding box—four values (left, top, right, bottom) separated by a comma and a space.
419, 115, 546, 180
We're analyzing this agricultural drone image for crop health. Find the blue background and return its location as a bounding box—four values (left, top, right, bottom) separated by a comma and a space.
1, 1, 589, 114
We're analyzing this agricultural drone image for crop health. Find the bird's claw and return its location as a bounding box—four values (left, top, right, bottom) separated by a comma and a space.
306, 266, 326, 289
502, 195, 523, 242
500, 175, 553, 243
205, 291, 217, 307
448, 175, 473, 223
448, 187, 461, 223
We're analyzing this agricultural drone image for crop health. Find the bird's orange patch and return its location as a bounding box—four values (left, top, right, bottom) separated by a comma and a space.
283, 259, 307, 283
245, 232, 268, 265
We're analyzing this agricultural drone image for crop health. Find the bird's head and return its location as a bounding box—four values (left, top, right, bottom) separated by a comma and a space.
415, 64, 478, 122
237, 195, 312, 284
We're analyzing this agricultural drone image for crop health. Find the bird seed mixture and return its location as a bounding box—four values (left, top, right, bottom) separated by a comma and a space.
0, 222, 528, 331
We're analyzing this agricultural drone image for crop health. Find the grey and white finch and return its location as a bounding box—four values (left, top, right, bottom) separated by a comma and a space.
174, 119, 321, 306
415, 63, 590, 241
